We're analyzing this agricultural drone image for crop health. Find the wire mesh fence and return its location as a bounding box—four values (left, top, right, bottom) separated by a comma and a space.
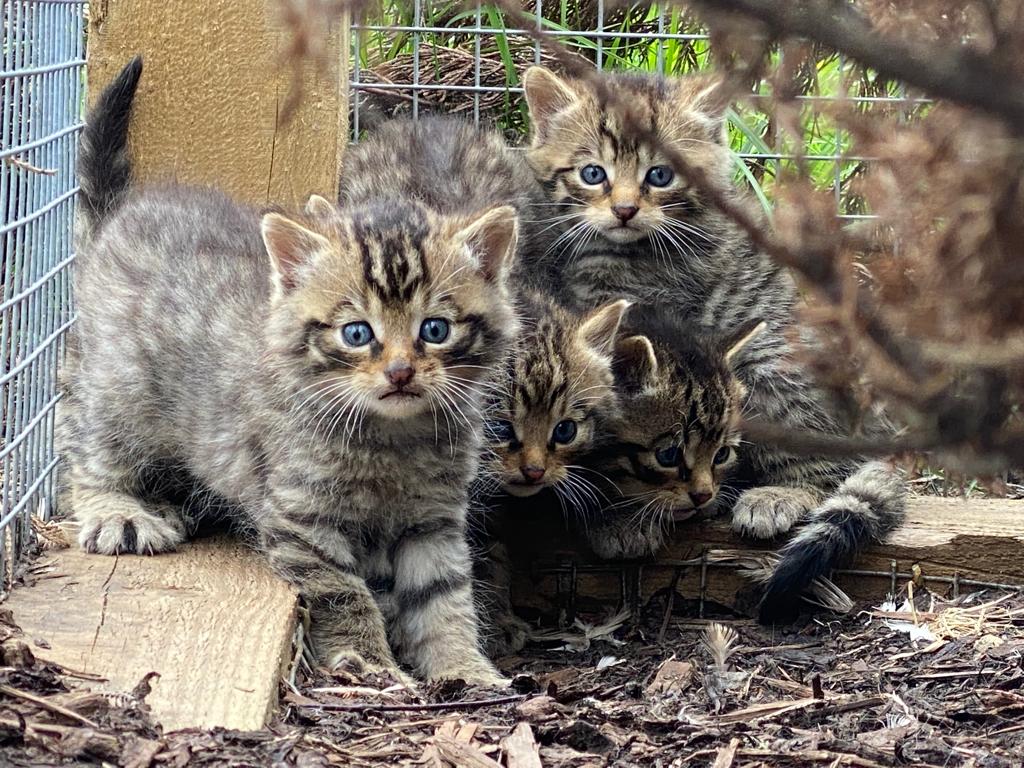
349, 0, 927, 220
0, 0, 84, 594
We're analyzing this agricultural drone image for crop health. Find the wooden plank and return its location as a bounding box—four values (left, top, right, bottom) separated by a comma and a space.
6, 536, 297, 732
87, 0, 347, 207
507, 497, 1024, 616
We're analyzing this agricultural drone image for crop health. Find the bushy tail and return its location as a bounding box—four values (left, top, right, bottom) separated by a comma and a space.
78, 56, 143, 232
759, 461, 907, 622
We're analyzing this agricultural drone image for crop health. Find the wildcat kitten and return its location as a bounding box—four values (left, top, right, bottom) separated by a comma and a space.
338, 117, 626, 656
66, 59, 514, 684
474, 290, 628, 656
338, 115, 552, 287
522, 65, 906, 619
582, 307, 757, 559
486, 291, 628, 504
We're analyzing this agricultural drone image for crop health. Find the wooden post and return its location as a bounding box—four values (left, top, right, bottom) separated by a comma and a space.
86, 0, 348, 207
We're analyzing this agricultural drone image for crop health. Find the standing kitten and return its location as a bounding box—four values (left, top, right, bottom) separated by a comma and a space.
339, 117, 626, 655
583, 307, 757, 558
475, 291, 628, 656
66, 60, 515, 683
339, 116, 551, 282
521, 66, 906, 619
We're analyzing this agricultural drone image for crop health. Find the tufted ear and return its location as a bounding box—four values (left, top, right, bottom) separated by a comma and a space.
578, 299, 631, 358
523, 66, 580, 139
261, 213, 332, 296
675, 73, 730, 145
304, 193, 336, 220
723, 318, 767, 365
613, 334, 659, 392
455, 205, 519, 283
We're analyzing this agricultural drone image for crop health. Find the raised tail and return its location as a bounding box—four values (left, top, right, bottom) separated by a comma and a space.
78, 56, 143, 231
758, 461, 907, 622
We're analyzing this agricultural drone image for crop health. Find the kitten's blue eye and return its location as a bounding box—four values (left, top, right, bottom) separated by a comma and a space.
341, 322, 374, 347
655, 445, 680, 467
645, 166, 674, 187
487, 420, 515, 443
419, 318, 450, 344
713, 446, 733, 466
580, 164, 607, 185
552, 419, 577, 445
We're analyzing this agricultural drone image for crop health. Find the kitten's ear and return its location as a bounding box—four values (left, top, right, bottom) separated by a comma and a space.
304, 194, 336, 220
679, 74, 730, 145
523, 66, 579, 137
261, 213, 332, 294
579, 299, 632, 358
723, 319, 767, 365
613, 335, 659, 392
456, 205, 519, 283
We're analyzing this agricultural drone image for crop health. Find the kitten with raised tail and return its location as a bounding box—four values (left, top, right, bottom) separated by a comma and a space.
66, 60, 515, 684
521, 65, 906, 620
582, 307, 759, 559
475, 290, 628, 656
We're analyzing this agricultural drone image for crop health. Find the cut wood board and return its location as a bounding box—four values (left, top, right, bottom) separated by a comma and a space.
507, 497, 1024, 616
5, 536, 297, 732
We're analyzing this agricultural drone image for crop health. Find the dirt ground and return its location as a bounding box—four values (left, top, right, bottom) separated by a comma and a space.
1, 578, 1023, 768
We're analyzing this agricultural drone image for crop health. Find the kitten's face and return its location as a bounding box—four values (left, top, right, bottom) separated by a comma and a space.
487, 298, 627, 500
263, 196, 518, 426
602, 334, 748, 521
523, 67, 731, 250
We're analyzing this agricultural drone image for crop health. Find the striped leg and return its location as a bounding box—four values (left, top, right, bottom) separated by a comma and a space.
475, 538, 531, 658
388, 517, 505, 685
70, 440, 186, 555
261, 516, 401, 676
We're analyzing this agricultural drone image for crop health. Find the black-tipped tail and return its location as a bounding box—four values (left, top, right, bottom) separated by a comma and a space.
758, 461, 906, 623
78, 56, 143, 229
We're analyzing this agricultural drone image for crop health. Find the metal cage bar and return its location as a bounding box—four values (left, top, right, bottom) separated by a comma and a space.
0, 0, 84, 593
347, 1, 926, 220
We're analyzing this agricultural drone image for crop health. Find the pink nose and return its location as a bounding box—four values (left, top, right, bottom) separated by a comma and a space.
689, 491, 712, 508
521, 466, 546, 483
612, 204, 638, 222
385, 363, 415, 387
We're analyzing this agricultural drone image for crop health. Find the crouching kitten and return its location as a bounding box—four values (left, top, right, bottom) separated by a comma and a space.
66, 59, 514, 684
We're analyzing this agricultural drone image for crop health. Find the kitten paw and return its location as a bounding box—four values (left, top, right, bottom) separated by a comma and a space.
431, 664, 509, 688
78, 500, 185, 555
588, 523, 665, 559
483, 611, 531, 658
731, 487, 817, 540
329, 650, 415, 686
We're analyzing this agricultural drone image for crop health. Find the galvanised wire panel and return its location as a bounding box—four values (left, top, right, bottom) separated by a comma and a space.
0, 0, 84, 592
350, 1, 926, 220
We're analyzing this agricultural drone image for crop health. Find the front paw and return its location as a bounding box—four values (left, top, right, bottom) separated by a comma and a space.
588, 523, 665, 559
79, 504, 184, 555
329, 649, 415, 686
483, 611, 531, 658
731, 487, 817, 540
432, 664, 509, 688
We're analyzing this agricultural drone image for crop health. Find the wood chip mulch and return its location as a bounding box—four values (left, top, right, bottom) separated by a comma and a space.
1, 585, 1023, 767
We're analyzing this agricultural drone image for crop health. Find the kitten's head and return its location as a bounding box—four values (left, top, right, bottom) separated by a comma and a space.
487, 294, 629, 500
601, 312, 763, 521
522, 66, 731, 248
262, 194, 518, 426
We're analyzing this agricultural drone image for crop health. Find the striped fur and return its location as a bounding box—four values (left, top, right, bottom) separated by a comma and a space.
473, 290, 627, 656
522, 66, 907, 618
67, 80, 518, 682
581, 307, 750, 558
76, 56, 142, 236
